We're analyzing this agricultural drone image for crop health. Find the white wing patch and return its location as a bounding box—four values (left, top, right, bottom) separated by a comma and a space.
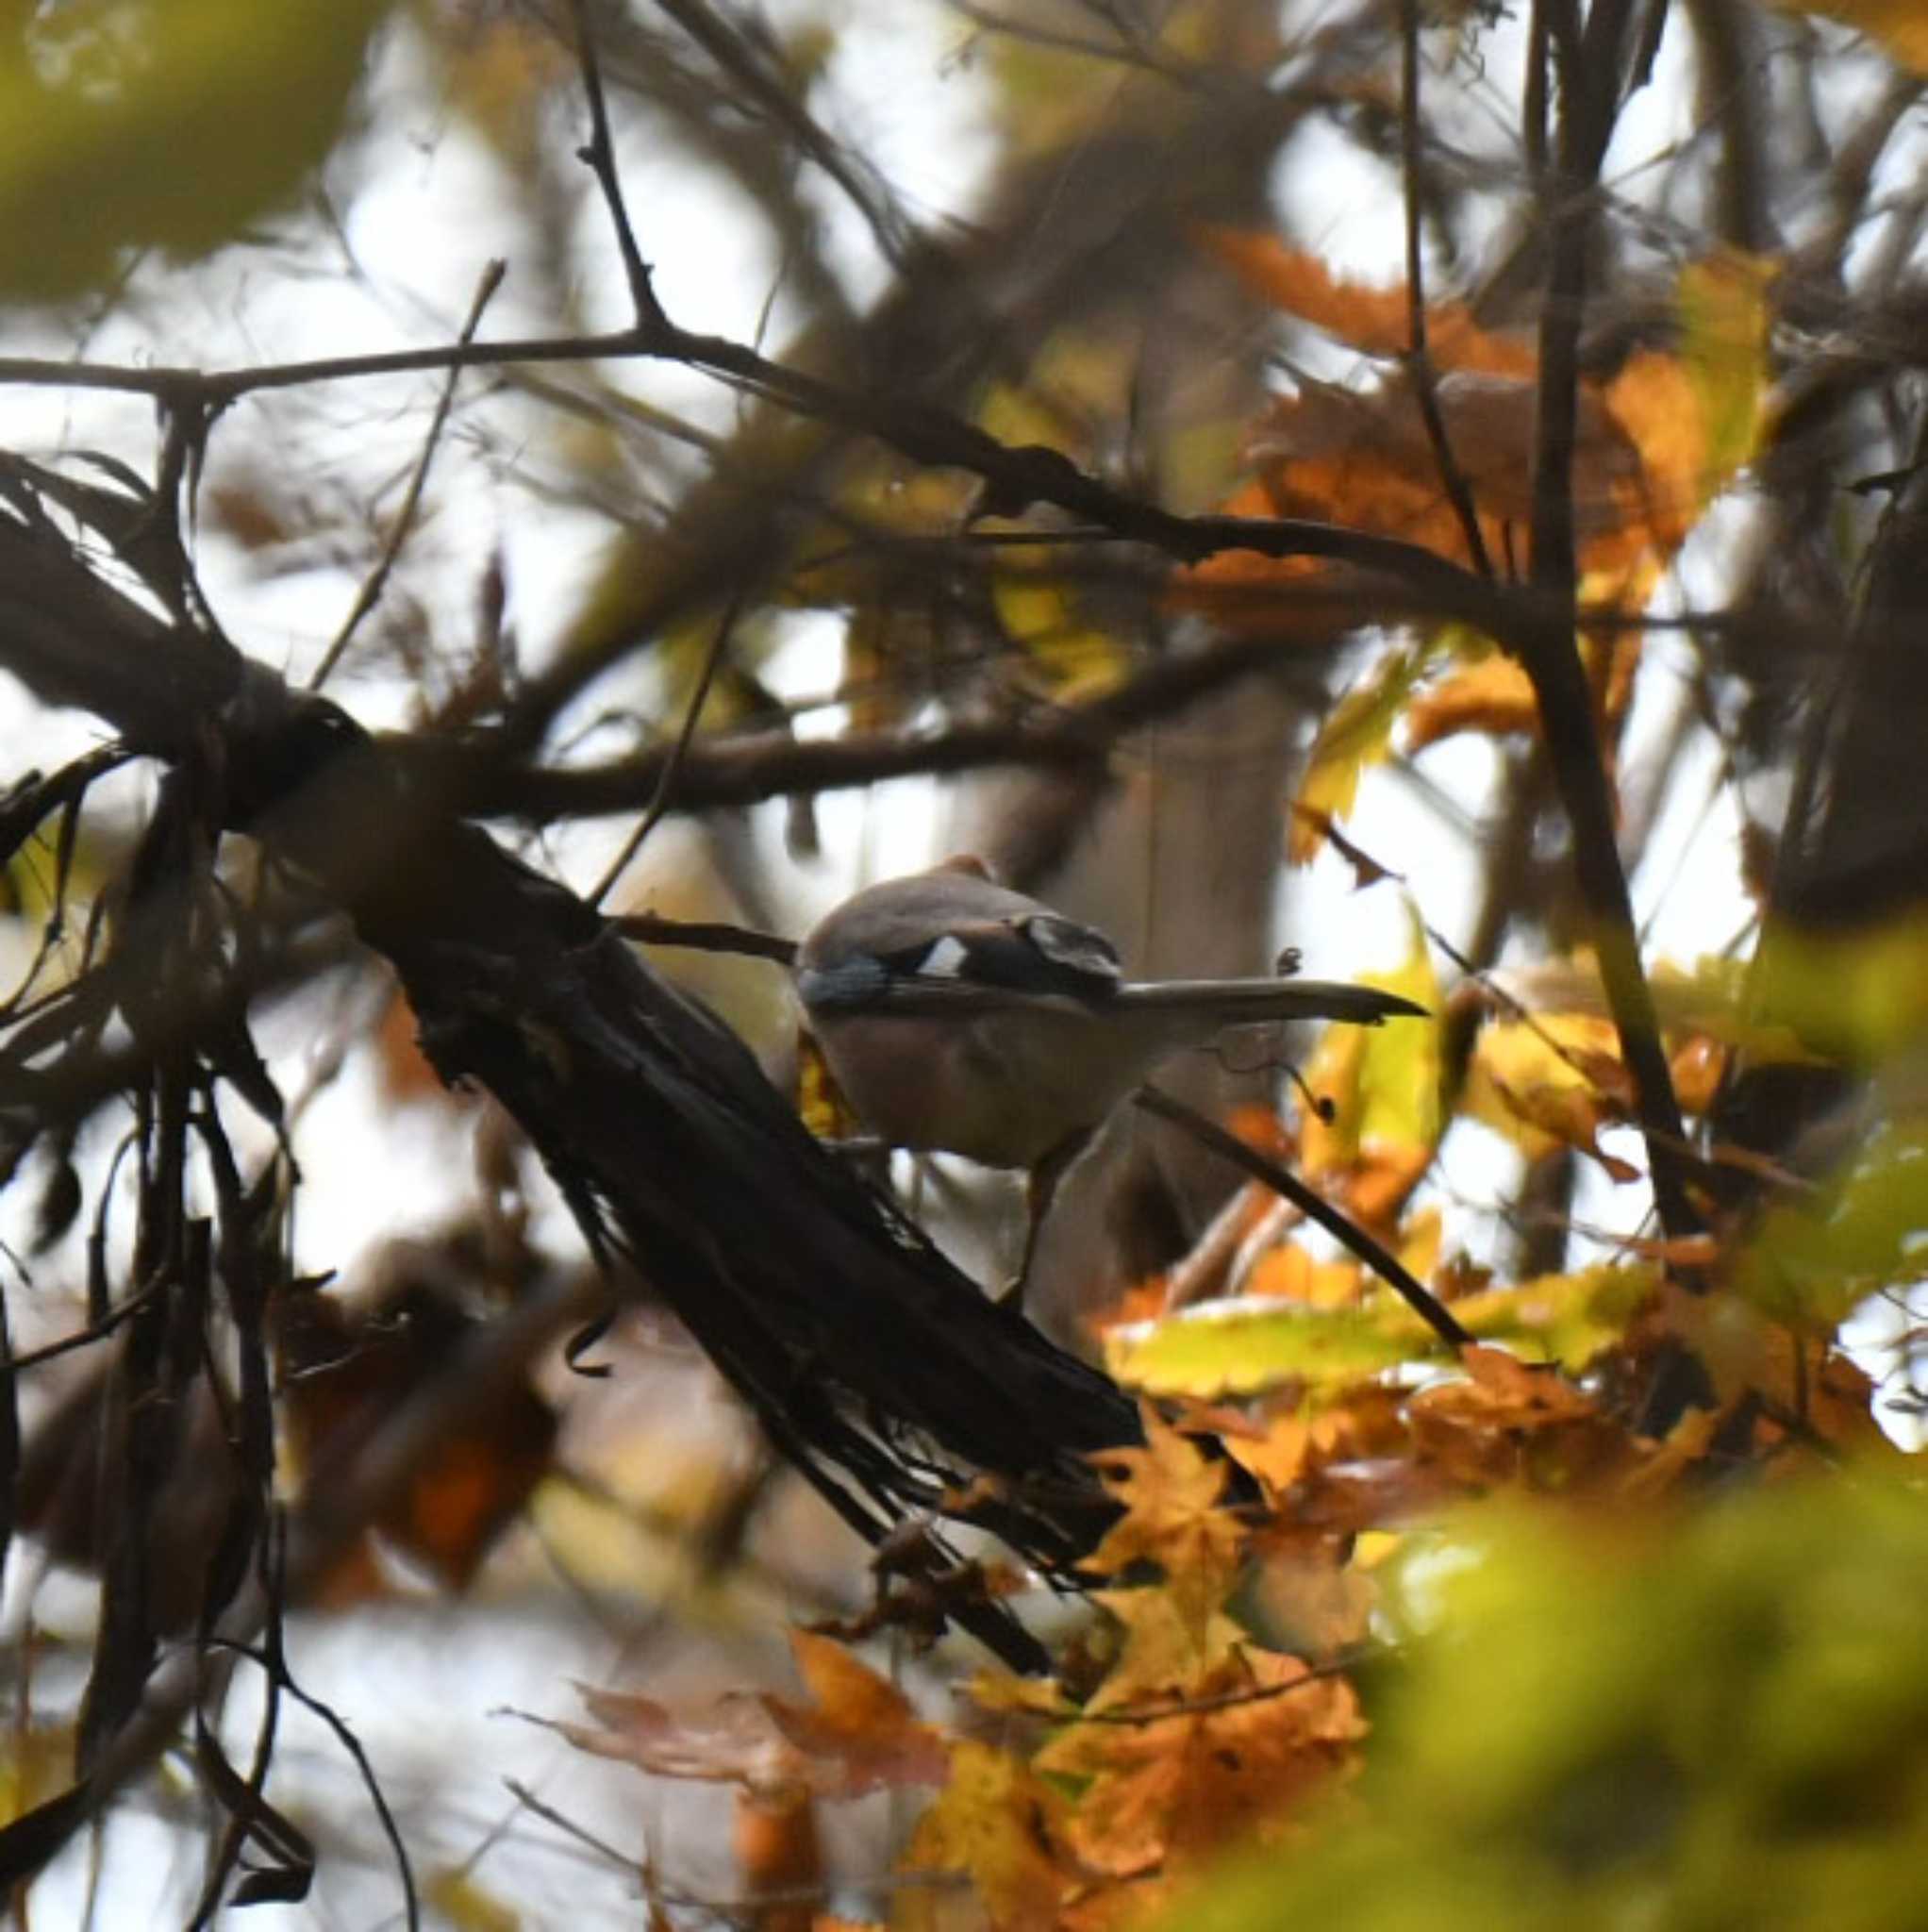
919, 934, 972, 978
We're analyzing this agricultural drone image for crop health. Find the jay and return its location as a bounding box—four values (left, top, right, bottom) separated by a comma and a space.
795, 858, 1423, 1301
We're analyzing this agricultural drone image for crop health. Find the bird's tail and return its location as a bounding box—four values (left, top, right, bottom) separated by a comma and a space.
1115, 977, 1426, 1025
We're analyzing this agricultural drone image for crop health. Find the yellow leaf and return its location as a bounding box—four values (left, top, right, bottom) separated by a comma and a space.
900, 1742, 1067, 1932
1291, 647, 1434, 861
990, 562, 1128, 699
1464, 1011, 1627, 1163
425, 1871, 522, 1932
1678, 253, 1773, 484
1300, 903, 1442, 1216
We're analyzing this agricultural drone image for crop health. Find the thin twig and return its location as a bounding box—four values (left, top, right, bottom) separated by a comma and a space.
209, 1633, 420, 1932
311, 259, 507, 692
590, 590, 745, 909
0, 329, 1496, 605
501, 1781, 974, 1910
1079, 1650, 1372, 1724
1400, 0, 1494, 580
567, 0, 669, 331
611, 911, 796, 963
1130, 1084, 1475, 1353
1521, 0, 1697, 1247
8, 1280, 164, 1372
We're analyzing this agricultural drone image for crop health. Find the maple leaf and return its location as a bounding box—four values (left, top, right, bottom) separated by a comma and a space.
1244, 1241, 1365, 1307
1086, 1407, 1246, 1644
1227, 1413, 1313, 1494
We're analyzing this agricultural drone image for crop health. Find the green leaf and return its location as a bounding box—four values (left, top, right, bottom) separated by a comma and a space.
0, 0, 392, 301
1736, 1113, 1928, 1325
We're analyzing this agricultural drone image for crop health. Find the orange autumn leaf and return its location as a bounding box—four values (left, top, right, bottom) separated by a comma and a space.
1670, 1032, 1728, 1115
733, 1785, 820, 1932
1404, 653, 1539, 749
1405, 1345, 1630, 1489
1244, 367, 1641, 542
1183, 240, 1770, 605
1245, 1241, 1364, 1307
1254, 1537, 1379, 1654
1197, 226, 1534, 375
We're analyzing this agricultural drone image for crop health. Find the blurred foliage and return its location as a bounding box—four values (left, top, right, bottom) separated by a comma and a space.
0, 0, 391, 299
1171, 1467, 1928, 1932
2, 0, 1927, 1923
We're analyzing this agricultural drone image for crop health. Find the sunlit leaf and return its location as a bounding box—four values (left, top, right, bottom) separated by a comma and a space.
1039, 1624, 1362, 1880
1105, 1263, 1658, 1398
761, 1631, 951, 1794
1292, 646, 1435, 861
1300, 903, 1443, 1219
1464, 1011, 1636, 1174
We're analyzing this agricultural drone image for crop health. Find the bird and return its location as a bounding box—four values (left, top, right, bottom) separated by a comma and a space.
795, 857, 1426, 1301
